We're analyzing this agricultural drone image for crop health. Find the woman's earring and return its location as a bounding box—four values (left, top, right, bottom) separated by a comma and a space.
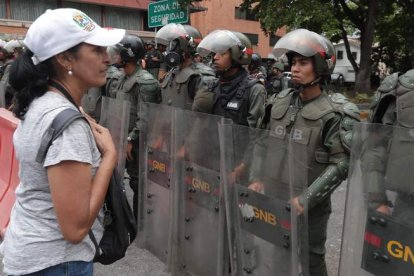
68, 69, 73, 75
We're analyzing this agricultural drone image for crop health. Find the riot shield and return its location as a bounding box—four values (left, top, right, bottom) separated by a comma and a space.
81, 87, 102, 122
219, 121, 309, 276
339, 123, 414, 276
172, 108, 229, 276
99, 96, 130, 175
138, 102, 175, 268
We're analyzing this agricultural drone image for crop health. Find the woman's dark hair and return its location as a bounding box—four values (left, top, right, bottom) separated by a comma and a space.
10, 49, 55, 119
10, 44, 82, 119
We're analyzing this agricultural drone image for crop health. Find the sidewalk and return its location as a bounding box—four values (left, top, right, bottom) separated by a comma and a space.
94, 243, 169, 276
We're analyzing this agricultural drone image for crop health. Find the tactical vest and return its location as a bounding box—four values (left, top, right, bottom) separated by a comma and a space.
117, 68, 160, 132
211, 76, 259, 127
264, 91, 344, 198
370, 69, 414, 193
160, 64, 200, 110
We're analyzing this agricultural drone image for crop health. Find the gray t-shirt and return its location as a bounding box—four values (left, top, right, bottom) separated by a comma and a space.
1, 92, 103, 275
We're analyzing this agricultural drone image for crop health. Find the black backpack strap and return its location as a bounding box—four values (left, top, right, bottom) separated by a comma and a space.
36, 108, 85, 164
89, 230, 101, 258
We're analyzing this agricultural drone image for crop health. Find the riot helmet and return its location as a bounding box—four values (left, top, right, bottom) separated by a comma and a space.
197, 30, 253, 66
4, 40, 24, 58
107, 44, 121, 66
272, 62, 284, 72
272, 29, 334, 81
155, 23, 202, 67
108, 34, 145, 68
319, 35, 336, 74
248, 53, 262, 72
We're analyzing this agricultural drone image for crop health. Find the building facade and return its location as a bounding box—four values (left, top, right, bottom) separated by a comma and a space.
0, 0, 154, 40
189, 0, 286, 59
0, 0, 285, 59
333, 39, 361, 83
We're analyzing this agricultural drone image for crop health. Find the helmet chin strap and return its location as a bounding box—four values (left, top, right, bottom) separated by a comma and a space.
295, 76, 322, 90
216, 61, 240, 76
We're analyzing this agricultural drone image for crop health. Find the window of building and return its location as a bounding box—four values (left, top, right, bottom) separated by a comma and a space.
105, 6, 142, 31
337, 50, 343, 60
62, 1, 102, 25
10, 0, 57, 21
352, 51, 357, 60
0, 0, 6, 18
243, 33, 258, 46
269, 34, 280, 47
235, 7, 258, 21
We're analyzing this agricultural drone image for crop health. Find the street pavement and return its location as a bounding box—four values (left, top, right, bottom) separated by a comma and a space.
1, 180, 346, 276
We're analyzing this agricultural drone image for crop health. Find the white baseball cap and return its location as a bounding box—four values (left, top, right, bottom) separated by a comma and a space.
24, 8, 125, 65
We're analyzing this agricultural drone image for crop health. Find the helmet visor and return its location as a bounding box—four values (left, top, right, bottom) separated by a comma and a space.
272, 29, 326, 58
197, 30, 243, 57
155, 23, 188, 45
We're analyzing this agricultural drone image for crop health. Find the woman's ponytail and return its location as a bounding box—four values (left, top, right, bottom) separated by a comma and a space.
10, 50, 54, 119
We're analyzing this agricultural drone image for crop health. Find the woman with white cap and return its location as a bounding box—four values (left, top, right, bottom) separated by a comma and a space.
0, 9, 125, 275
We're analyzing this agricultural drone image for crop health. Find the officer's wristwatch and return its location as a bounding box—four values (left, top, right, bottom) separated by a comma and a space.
127, 136, 133, 142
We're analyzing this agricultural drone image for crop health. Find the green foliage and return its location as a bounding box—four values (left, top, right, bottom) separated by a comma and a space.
374, 2, 414, 72
178, 0, 412, 74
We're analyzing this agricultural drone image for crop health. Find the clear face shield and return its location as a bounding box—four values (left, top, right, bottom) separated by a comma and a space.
197, 30, 244, 74
196, 30, 241, 58
272, 29, 330, 87
156, 23, 189, 67
272, 29, 326, 59
107, 45, 122, 68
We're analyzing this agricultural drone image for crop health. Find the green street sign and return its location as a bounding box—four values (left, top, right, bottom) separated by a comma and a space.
148, 0, 189, 28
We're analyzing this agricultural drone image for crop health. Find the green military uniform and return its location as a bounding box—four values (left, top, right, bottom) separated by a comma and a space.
160, 62, 215, 110
145, 48, 162, 80
252, 88, 359, 276
106, 65, 123, 99
116, 65, 161, 217
364, 69, 414, 212
81, 66, 123, 122
191, 68, 266, 177
81, 87, 103, 122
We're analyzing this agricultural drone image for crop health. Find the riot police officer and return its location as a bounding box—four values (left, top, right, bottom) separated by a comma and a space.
193, 30, 266, 180
105, 45, 124, 98
268, 61, 286, 96
248, 53, 267, 86
155, 23, 215, 110
364, 69, 414, 215
144, 40, 162, 80
249, 29, 360, 276
108, 34, 161, 218
194, 30, 266, 126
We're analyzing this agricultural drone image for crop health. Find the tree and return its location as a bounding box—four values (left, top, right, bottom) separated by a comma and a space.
238, 0, 390, 94
178, 0, 411, 94
374, 1, 414, 73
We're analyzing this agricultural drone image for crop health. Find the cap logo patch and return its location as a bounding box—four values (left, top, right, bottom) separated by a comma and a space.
73, 12, 96, 32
